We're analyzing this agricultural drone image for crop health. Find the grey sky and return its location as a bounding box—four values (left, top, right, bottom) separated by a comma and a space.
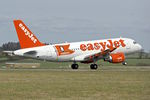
0, 0, 150, 51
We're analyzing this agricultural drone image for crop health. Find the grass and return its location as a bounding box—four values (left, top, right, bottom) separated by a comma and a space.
0, 67, 150, 100
0, 56, 150, 99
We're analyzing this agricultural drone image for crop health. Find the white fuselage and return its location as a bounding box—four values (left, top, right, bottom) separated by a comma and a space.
14, 38, 142, 62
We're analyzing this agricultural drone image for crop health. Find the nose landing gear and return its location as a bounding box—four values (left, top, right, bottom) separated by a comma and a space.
122, 61, 127, 65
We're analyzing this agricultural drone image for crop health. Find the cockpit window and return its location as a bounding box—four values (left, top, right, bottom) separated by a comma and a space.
133, 41, 137, 44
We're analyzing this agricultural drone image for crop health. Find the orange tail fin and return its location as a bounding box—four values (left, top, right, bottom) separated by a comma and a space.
13, 20, 45, 49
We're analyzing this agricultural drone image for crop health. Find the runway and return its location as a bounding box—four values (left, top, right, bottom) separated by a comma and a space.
1, 66, 150, 72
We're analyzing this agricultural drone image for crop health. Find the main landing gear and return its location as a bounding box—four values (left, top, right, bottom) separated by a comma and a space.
71, 63, 98, 70
71, 64, 79, 69
90, 64, 98, 70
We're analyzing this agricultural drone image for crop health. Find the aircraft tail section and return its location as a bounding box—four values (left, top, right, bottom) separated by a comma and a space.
13, 20, 45, 49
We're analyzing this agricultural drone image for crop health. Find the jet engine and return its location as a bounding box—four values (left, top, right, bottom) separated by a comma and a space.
104, 53, 125, 63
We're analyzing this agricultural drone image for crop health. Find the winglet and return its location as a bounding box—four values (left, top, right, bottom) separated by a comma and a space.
13, 20, 45, 49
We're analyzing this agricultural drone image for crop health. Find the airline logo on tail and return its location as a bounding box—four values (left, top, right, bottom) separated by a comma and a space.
19, 23, 37, 44
13, 20, 45, 49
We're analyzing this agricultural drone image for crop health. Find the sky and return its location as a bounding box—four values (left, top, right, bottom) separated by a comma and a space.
0, 0, 150, 51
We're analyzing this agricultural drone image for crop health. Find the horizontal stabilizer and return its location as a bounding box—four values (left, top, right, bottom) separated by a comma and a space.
2, 51, 14, 56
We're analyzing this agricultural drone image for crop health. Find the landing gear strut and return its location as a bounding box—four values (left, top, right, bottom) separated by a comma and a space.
71, 64, 79, 69
90, 64, 98, 70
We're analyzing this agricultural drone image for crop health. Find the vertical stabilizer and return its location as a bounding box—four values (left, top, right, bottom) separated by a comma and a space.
13, 20, 45, 49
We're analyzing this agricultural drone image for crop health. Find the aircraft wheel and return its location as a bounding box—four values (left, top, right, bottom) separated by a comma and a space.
122, 62, 127, 65
71, 64, 79, 69
90, 64, 98, 70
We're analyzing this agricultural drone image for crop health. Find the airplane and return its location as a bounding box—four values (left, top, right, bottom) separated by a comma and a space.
3, 20, 142, 69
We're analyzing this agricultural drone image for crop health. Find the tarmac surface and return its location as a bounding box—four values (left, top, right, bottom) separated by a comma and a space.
0, 66, 150, 72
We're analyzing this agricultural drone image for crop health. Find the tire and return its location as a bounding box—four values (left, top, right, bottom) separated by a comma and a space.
71, 64, 79, 69
90, 64, 94, 69
122, 62, 127, 65
90, 64, 98, 70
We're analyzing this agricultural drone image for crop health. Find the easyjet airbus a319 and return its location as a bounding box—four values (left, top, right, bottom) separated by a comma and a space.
4, 20, 142, 69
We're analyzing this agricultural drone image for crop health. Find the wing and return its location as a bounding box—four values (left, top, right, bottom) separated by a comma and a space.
84, 47, 116, 61
73, 47, 117, 63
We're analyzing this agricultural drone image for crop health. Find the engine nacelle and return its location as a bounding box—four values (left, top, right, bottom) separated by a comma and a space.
104, 53, 125, 63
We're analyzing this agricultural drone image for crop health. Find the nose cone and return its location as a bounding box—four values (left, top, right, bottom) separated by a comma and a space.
136, 44, 142, 52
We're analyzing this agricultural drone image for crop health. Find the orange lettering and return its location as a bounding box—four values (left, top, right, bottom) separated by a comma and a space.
94, 43, 100, 50
107, 40, 114, 50
114, 41, 120, 48
80, 44, 87, 51
87, 43, 94, 50
99, 42, 106, 51
119, 39, 126, 47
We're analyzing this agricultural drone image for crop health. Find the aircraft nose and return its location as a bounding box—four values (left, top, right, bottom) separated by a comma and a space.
137, 44, 142, 51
